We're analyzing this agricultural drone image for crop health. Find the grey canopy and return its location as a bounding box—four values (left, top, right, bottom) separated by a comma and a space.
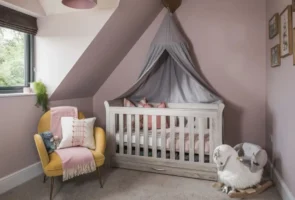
116, 13, 221, 103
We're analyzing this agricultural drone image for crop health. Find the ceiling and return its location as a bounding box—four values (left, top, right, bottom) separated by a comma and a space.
39, 0, 120, 16
0, 0, 119, 17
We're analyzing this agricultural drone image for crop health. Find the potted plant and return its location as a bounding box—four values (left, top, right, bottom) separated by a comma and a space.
33, 81, 49, 112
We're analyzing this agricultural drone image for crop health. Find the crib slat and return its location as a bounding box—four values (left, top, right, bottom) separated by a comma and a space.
198, 118, 206, 163
119, 114, 124, 154
106, 113, 117, 161
127, 114, 132, 155
161, 116, 166, 159
135, 114, 140, 156
170, 116, 175, 160
143, 115, 148, 157
109, 113, 116, 158
152, 115, 157, 158
209, 118, 214, 163
188, 116, 194, 162
179, 116, 185, 161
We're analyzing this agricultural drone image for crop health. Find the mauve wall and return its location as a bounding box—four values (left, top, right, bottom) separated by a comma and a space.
93, 0, 267, 147
0, 96, 42, 178
266, 0, 295, 196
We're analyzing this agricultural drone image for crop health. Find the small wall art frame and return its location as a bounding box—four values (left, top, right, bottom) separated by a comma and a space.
293, 0, 295, 12
269, 13, 280, 39
271, 44, 281, 67
280, 5, 293, 57
293, 28, 295, 65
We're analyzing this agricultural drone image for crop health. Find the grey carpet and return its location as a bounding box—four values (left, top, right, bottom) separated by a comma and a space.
0, 169, 281, 200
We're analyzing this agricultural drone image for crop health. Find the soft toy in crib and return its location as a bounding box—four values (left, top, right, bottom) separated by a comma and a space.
212, 143, 272, 198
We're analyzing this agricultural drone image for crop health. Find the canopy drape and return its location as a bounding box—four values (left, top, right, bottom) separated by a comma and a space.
116, 13, 221, 104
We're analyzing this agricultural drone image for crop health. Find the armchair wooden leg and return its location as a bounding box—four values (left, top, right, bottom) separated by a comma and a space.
96, 168, 103, 188
43, 174, 47, 183
50, 177, 54, 200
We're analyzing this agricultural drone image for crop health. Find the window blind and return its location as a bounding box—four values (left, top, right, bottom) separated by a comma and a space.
0, 5, 37, 35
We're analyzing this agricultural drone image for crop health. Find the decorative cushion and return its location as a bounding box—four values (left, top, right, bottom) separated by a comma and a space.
124, 98, 136, 107
137, 97, 147, 107
58, 117, 96, 150
40, 131, 56, 153
144, 102, 168, 129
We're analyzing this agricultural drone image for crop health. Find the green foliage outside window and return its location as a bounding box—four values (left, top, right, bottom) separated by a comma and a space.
0, 27, 25, 87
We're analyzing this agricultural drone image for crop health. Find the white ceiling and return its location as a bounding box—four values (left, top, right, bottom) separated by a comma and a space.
39, 0, 119, 16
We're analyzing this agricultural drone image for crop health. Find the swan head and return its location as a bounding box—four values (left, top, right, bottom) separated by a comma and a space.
213, 144, 238, 171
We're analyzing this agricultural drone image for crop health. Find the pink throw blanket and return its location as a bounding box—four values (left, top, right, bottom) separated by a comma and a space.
50, 106, 78, 139
50, 107, 96, 181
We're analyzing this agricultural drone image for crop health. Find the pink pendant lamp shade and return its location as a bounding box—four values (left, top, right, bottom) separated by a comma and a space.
62, 0, 97, 9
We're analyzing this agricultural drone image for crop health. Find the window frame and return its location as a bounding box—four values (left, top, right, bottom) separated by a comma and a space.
0, 33, 35, 93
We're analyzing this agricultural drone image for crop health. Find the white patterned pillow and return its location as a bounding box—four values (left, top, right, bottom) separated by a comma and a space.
58, 117, 96, 150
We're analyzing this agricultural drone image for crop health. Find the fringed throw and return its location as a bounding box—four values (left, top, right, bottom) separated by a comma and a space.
62, 159, 96, 181
55, 147, 96, 181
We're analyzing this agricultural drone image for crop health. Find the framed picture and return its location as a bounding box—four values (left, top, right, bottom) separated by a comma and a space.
271, 44, 281, 67
280, 5, 293, 57
293, 0, 295, 12
269, 13, 279, 39
293, 29, 295, 65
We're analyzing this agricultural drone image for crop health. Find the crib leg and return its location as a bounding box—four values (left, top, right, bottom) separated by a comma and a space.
96, 167, 103, 188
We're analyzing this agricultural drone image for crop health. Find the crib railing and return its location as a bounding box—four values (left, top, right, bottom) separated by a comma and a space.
107, 106, 221, 164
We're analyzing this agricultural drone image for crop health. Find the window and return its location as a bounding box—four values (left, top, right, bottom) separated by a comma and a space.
0, 27, 34, 93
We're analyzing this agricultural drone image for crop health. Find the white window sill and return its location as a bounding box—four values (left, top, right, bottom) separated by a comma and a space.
0, 93, 36, 98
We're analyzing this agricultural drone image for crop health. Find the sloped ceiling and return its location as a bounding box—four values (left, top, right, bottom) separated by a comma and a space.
39, 0, 119, 16
50, 0, 163, 100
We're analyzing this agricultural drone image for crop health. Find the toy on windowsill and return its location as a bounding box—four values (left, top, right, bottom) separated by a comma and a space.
212, 143, 273, 198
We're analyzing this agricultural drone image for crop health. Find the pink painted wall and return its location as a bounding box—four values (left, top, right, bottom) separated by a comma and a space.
266, 0, 295, 196
94, 0, 267, 147
0, 95, 42, 178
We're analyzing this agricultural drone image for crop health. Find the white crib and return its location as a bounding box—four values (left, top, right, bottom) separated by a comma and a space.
104, 100, 225, 181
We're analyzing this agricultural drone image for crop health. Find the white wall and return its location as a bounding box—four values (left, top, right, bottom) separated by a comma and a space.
35, 7, 116, 95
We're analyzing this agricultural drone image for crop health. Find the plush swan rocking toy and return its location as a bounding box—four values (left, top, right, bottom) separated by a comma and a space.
212, 143, 273, 198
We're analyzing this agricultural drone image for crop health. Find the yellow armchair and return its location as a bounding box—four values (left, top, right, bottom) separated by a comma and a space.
34, 111, 106, 200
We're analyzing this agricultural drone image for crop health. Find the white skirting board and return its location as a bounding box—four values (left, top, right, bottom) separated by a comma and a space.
0, 162, 43, 195
268, 162, 295, 200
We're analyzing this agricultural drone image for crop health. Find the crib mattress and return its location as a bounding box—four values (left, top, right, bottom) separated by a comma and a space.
115, 129, 210, 154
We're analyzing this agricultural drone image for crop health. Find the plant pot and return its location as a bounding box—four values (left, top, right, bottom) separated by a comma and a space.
30, 82, 35, 93
23, 87, 32, 94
